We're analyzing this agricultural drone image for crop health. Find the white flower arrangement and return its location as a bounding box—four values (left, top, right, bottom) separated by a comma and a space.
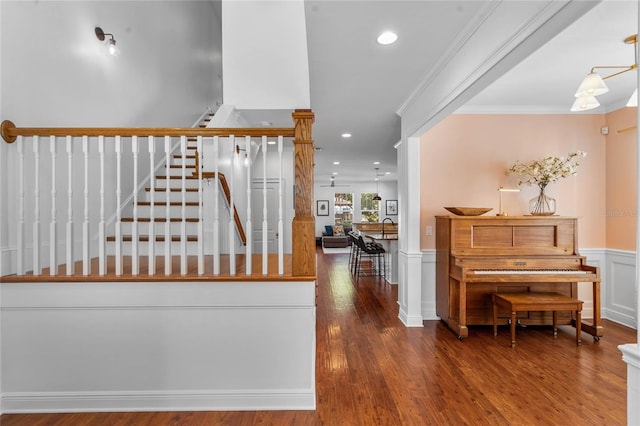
506, 151, 587, 189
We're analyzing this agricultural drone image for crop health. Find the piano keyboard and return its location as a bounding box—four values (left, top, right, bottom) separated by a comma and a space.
472, 270, 588, 275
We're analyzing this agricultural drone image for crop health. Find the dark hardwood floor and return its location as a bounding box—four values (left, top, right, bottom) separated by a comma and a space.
1, 247, 634, 425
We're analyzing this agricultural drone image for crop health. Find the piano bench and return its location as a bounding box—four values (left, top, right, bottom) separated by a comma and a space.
492, 292, 583, 348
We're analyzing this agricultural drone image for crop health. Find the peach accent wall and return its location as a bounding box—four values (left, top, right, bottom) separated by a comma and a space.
420, 114, 606, 250
605, 107, 638, 250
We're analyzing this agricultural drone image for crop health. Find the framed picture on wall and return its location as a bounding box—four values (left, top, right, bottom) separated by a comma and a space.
386, 200, 398, 215
317, 200, 329, 216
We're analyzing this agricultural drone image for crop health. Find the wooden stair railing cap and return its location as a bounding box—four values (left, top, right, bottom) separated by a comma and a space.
1, 120, 295, 143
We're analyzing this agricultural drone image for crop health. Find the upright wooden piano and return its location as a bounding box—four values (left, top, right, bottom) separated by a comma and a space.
435, 216, 602, 341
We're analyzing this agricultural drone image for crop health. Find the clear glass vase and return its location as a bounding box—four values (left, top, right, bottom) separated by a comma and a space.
529, 186, 556, 216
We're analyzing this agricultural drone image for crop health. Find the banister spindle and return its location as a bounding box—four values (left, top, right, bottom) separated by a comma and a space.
262, 136, 268, 275
164, 136, 172, 275
278, 135, 284, 275
33, 135, 41, 276
49, 135, 57, 276
65, 135, 73, 276
213, 136, 220, 275
115, 135, 122, 275
98, 135, 106, 275
180, 135, 187, 275
132, 136, 139, 275
245, 135, 252, 275
229, 135, 236, 276
148, 135, 156, 276
82, 135, 90, 275
17, 136, 24, 275
197, 136, 204, 275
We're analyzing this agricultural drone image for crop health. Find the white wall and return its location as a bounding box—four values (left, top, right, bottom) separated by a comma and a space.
222, 0, 310, 110
0, 1, 223, 274
314, 180, 398, 236
1, 280, 316, 412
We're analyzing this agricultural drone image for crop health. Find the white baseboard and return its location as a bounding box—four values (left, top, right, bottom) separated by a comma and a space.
2, 389, 315, 413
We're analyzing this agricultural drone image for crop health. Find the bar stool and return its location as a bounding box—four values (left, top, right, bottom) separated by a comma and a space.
354, 235, 386, 279
348, 231, 359, 273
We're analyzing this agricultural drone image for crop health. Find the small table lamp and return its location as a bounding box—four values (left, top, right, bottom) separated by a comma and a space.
497, 186, 520, 216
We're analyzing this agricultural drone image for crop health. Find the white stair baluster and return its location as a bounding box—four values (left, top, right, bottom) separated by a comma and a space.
213, 136, 220, 275
148, 135, 155, 276
131, 135, 139, 275
33, 135, 41, 276
17, 136, 24, 275
164, 136, 172, 275
197, 136, 204, 275
65, 136, 73, 276
278, 135, 284, 275
115, 135, 122, 276
180, 135, 187, 275
262, 136, 268, 275
229, 135, 236, 275
245, 135, 252, 275
82, 135, 90, 276
49, 136, 57, 275
98, 135, 106, 275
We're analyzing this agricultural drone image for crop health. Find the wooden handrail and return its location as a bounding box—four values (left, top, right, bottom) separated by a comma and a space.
1, 120, 294, 143
200, 170, 247, 246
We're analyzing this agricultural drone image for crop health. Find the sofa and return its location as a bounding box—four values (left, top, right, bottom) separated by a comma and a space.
321, 225, 352, 248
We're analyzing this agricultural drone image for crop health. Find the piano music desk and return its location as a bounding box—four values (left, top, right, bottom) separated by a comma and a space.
492, 292, 583, 348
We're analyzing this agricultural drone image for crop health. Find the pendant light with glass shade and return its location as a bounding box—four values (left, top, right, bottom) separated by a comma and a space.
373, 168, 382, 201
571, 34, 637, 112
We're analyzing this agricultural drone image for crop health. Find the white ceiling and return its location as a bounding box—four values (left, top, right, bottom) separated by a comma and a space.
303, 0, 638, 187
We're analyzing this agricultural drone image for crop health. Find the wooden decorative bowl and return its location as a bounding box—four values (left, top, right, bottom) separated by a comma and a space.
444, 207, 492, 216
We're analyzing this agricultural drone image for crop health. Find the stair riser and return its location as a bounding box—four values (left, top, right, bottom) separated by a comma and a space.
165, 167, 198, 177
115, 222, 200, 234
171, 157, 196, 166
133, 205, 200, 217
154, 179, 201, 189
106, 242, 202, 257
143, 192, 199, 203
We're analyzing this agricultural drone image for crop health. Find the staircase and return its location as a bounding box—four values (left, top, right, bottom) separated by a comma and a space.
106, 112, 246, 255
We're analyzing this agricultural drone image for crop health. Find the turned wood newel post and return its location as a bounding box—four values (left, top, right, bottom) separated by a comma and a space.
292, 109, 316, 277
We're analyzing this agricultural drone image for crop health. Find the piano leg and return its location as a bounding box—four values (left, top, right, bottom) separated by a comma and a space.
510, 310, 517, 348
578, 280, 603, 341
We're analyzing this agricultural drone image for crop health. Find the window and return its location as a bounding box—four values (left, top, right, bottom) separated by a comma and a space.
360, 193, 379, 223
334, 193, 353, 226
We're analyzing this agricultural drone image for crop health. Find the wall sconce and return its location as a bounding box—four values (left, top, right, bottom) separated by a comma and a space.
236, 145, 249, 167
497, 186, 520, 216
95, 27, 119, 56
571, 34, 637, 112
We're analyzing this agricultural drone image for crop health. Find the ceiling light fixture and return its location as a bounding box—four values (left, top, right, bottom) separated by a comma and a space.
95, 27, 119, 56
341, 133, 352, 138
373, 168, 382, 201
377, 31, 398, 46
571, 34, 637, 112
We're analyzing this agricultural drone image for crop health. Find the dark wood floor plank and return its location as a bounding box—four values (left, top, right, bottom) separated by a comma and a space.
0, 248, 634, 425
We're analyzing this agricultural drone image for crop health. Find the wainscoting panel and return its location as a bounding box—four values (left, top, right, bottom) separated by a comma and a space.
1, 281, 316, 413
421, 248, 636, 329
605, 249, 637, 329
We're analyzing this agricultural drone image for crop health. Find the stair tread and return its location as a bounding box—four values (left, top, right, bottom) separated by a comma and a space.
156, 175, 199, 180
145, 188, 198, 192
120, 217, 200, 223
137, 201, 199, 206
107, 235, 198, 242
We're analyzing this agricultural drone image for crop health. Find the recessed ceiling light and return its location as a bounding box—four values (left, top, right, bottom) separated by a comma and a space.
373, 161, 380, 165
385, 172, 391, 175
332, 172, 338, 175
333, 161, 340, 165
341, 133, 352, 138
377, 31, 398, 45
